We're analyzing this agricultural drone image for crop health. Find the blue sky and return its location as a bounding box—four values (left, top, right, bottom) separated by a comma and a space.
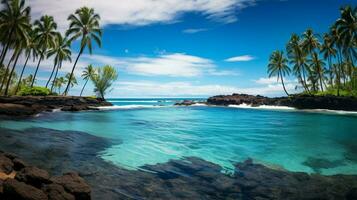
15, 0, 356, 97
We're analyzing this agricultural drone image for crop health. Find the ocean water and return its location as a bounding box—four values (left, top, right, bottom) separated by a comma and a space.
1, 98, 357, 175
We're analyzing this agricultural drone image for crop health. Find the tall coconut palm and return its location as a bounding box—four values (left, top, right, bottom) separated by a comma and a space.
309, 52, 326, 92
64, 7, 102, 96
80, 64, 96, 97
286, 34, 310, 92
268, 51, 291, 96
31, 15, 58, 87
0, 0, 31, 68
302, 29, 320, 55
330, 25, 344, 95
336, 6, 356, 66
16, 30, 38, 93
46, 34, 72, 89
321, 33, 337, 87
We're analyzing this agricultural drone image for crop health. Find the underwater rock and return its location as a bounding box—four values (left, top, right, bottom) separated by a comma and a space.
302, 157, 345, 173
3, 179, 48, 200
0, 150, 92, 199
51, 172, 91, 200
16, 166, 51, 188
42, 183, 76, 200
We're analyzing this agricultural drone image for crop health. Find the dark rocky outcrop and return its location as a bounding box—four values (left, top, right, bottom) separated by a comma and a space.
174, 100, 196, 106
51, 172, 91, 200
0, 151, 91, 200
0, 96, 112, 117
207, 93, 357, 111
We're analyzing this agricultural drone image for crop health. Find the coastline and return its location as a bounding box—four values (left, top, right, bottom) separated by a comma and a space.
0, 96, 113, 117
206, 93, 357, 112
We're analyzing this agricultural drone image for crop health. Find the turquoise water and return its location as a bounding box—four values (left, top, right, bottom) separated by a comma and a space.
1, 98, 357, 175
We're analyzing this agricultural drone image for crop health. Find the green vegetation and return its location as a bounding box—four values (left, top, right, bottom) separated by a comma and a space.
91, 65, 118, 100
268, 6, 356, 97
0, 0, 109, 97
18, 86, 50, 96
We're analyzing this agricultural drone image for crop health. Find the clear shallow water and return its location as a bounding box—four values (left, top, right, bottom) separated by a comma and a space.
0, 98, 357, 175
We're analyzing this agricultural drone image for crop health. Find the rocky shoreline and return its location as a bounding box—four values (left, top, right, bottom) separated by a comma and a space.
0, 151, 91, 200
207, 94, 357, 111
0, 96, 112, 117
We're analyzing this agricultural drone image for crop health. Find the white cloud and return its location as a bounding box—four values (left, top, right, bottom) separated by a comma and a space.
255, 77, 279, 85
81, 53, 239, 77
225, 55, 255, 62
26, 0, 256, 31
12, 52, 238, 79
254, 77, 297, 85
182, 28, 208, 34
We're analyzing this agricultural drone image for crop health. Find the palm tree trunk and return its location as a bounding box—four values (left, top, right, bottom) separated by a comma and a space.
31, 52, 44, 87
15, 54, 30, 94
319, 75, 324, 92
64, 46, 84, 96
46, 62, 57, 88
51, 63, 60, 93
80, 79, 89, 97
5, 52, 21, 95
328, 57, 333, 87
280, 71, 289, 96
0, 52, 16, 93
302, 67, 311, 94
336, 50, 343, 96
0, 29, 14, 68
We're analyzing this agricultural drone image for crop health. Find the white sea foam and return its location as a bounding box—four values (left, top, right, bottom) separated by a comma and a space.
228, 103, 357, 116
228, 103, 295, 111
108, 100, 163, 103
191, 103, 207, 106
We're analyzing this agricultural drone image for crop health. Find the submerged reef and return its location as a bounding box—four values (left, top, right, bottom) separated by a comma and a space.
0, 127, 357, 199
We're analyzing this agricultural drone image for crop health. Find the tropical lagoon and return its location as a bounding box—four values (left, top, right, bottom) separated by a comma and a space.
0, 0, 357, 199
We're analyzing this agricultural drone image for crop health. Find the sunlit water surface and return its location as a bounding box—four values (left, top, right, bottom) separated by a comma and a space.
1, 98, 357, 175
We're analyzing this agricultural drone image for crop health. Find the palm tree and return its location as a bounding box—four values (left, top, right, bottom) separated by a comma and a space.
80, 64, 96, 97
53, 77, 66, 94
0, 0, 31, 68
91, 65, 118, 100
309, 52, 326, 92
16, 30, 38, 93
286, 34, 310, 93
336, 6, 356, 67
302, 29, 321, 55
330, 25, 344, 95
64, 7, 102, 96
31, 15, 58, 87
46, 34, 72, 89
321, 33, 337, 87
65, 73, 77, 89
268, 51, 291, 96
336, 6, 356, 90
